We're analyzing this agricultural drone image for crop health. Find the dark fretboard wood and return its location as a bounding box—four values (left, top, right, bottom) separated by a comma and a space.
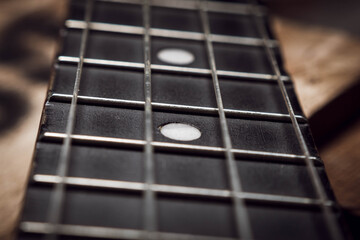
17, 0, 350, 240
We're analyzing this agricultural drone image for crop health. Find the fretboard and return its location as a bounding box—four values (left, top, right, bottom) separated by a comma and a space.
17, 0, 349, 240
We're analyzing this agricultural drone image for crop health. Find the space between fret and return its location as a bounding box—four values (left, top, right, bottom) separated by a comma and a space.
31, 174, 334, 208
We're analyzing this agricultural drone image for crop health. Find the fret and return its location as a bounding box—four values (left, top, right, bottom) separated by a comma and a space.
248, 2, 344, 240
41, 132, 321, 165
50, 93, 306, 123
31, 174, 333, 207
73, 2, 266, 42
86, 0, 269, 39
58, 55, 291, 81
19, 218, 336, 240
66, 20, 278, 47
20, 222, 237, 240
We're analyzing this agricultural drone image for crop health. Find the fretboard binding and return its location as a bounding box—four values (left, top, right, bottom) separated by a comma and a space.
66, 20, 278, 47
58, 56, 291, 82
20, 221, 236, 240
32, 174, 334, 208
98, 0, 265, 16
42, 132, 321, 165
50, 93, 306, 123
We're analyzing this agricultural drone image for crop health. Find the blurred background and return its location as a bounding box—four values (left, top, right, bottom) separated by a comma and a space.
0, 0, 359, 239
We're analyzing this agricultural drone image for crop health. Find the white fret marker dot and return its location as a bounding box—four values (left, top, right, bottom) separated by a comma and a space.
160, 123, 201, 141
157, 48, 195, 65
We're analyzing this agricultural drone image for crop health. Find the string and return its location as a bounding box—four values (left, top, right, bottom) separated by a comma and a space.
142, 0, 158, 237
45, 1, 94, 239
199, 1, 254, 239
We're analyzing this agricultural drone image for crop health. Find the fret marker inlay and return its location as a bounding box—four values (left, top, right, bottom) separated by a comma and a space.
157, 48, 195, 65
159, 122, 201, 141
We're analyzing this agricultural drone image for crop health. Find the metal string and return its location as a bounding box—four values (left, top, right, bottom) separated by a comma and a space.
199, 1, 254, 239
142, 0, 158, 237
45, 0, 94, 239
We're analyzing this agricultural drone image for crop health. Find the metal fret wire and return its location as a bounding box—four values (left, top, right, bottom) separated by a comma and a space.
42, 131, 320, 163
58, 55, 291, 82
44, 1, 93, 239
248, 1, 344, 240
199, 1, 253, 239
33, 174, 334, 207
42, 132, 321, 164
21, 222, 236, 240
142, 0, 158, 235
66, 19, 278, 47
50, 93, 306, 123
